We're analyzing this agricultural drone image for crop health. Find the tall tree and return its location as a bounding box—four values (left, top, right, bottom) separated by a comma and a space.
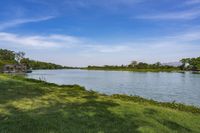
15, 52, 25, 64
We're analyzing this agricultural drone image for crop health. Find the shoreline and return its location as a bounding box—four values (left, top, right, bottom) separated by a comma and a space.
25, 75, 200, 108
81, 68, 185, 73
32, 68, 200, 74
13, 75, 200, 113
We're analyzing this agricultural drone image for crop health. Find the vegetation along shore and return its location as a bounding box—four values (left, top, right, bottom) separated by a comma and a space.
84, 57, 200, 72
1, 49, 200, 72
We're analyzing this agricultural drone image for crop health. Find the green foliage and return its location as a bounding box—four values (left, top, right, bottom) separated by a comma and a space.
0, 75, 200, 133
180, 57, 200, 71
0, 49, 70, 70
20, 58, 65, 70
0, 49, 15, 61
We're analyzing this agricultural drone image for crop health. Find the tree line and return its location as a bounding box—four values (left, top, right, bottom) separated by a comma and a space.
87, 58, 200, 71
1, 48, 200, 71
87, 61, 179, 72
0, 49, 70, 70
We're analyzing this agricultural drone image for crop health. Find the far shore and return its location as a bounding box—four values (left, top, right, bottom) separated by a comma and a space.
30, 68, 200, 73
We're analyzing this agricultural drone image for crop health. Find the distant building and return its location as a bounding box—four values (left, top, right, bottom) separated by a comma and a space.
3, 64, 27, 73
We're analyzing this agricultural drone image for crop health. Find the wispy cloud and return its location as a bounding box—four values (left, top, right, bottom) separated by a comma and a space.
0, 32, 134, 53
85, 45, 133, 53
0, 32, 80, 48
185, 0, 200, 5
137, 9, 200, 20
166, 31, 200, 41
1, 30, 200, 66
29, 0, 142, 7
1, 28, 200, 50
27, 0, 144, 13
0, 16, 55, 30
136, 0, 200, 20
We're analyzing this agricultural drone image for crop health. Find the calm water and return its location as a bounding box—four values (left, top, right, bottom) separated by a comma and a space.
27, 69, 200, 106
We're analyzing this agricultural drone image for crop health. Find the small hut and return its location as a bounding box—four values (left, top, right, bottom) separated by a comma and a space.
3, 64, 27, 73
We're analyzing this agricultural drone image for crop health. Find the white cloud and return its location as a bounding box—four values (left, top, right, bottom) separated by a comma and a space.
0, 32, 134, 53
0, 30, 200, 66
0, 16, 55, 30
0, 32, 81, 48
1, 29, 200, 51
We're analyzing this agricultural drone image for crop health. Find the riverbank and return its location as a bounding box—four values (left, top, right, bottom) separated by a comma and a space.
82, 67, 183, 72
0, 75, 200, 133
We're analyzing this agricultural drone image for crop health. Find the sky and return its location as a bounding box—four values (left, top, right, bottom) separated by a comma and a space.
0, 0, 200, 67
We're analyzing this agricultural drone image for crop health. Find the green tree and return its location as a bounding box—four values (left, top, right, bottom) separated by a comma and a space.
129, 61, 138, 67
189, 57, 200, 70
0, 49, 15, 61
155, 62, 161, 67
20, 58, 31, 68
180, 58, 190, 70
180, 57, 200, 71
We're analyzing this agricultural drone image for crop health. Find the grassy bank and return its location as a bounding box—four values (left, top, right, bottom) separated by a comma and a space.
0, 75, 200, 133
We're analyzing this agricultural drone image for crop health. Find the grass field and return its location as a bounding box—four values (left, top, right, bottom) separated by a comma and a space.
0, 74, 200, 133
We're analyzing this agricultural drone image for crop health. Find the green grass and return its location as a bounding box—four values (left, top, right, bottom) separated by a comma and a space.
0, 75, 200, 133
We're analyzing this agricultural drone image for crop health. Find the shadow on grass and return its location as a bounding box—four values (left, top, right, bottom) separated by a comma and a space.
0, 79, 47, 104
0, 94, 146, 133
158, 120, 191, 133
143, 108, 191, 133
143, 108, 158, 116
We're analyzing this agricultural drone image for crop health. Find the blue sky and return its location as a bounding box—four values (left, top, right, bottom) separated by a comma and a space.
0, 0, 200, 66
